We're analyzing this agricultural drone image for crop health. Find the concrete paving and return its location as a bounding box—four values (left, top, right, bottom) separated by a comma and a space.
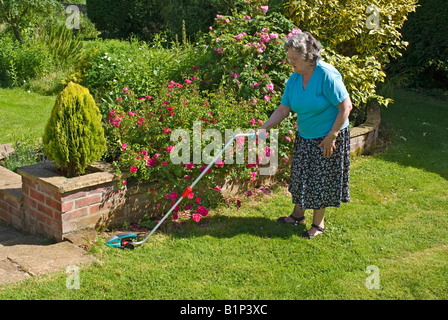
0, 223, 96, 286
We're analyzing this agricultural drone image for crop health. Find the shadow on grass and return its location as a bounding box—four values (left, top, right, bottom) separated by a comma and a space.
167, 215, 307, 240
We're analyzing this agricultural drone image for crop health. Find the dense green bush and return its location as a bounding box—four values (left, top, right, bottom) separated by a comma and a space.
81, 35, 192, 100
86, 0, 286, 42
393, 0, 448, 88
43, 82, 106, 177
0, 36, 54, 87
86, 0, 165, 40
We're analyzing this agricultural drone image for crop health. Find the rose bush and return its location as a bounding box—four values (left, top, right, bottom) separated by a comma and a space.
100, 0, 300, 223
103, 72, 295, 223
199, 0, 299, 112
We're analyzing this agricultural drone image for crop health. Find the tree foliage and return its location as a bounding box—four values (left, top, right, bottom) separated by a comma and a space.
0, 0, 61, 44
284, 0, 417, 108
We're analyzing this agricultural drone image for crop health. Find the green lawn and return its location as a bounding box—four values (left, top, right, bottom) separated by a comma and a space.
0, 88, 55, 144
0, 88, 447, 300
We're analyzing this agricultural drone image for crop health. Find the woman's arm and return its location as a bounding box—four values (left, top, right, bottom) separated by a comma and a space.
318, 97, 353, 158
258, 104, 292, 132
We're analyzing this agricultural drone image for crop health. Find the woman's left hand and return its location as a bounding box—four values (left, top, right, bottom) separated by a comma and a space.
318, 135, 337, 158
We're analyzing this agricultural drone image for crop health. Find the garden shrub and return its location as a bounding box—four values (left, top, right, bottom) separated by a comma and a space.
394, 0, 448, 88
198, 1, 299, 111
36, 23, 84, 67
0, 35, 54, 87
43, 82, 106, 177
86, 0, 286, 43
81, 35, 189, 100
284, 0, 418, 108
86, 0, 164, 40
103, 70, 296, 221
96, 0, 300, 222
1, 135, 47, 173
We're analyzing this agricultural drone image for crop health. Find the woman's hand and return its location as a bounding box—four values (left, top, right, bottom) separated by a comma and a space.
318, 134, 337, 158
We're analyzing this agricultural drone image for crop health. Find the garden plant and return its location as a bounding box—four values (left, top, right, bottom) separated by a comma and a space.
43, 81, 106, 177
99, 2, 300, 222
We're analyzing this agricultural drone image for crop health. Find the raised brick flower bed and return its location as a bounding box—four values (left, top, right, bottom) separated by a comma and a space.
0, 161, 133, 241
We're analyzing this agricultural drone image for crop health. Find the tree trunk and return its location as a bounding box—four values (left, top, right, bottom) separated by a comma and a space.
12, 24, 24, 44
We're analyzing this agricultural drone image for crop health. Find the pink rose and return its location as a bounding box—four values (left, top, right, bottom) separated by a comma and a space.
250, 172, 257, 181
192, 213, 201, 222
197, 205, 209, 217
130, 166, 138, 173
260, 6, 269, 12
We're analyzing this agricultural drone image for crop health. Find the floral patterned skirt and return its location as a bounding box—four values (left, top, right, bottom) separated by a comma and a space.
288, 127, 351, 209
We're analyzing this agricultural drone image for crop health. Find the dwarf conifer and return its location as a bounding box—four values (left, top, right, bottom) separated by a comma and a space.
43, 82, 106, 177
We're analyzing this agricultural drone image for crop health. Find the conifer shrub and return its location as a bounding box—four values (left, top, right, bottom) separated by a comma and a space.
43, 82, 106, 177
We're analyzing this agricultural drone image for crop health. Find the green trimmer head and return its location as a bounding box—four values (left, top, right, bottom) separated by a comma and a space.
106, 232, 137, 250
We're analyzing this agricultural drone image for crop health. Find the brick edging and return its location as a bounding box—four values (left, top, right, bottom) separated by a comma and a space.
349, 100, 381, 154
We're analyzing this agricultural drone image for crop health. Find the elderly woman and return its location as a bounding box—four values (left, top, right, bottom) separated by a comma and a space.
257, 32, 352, 239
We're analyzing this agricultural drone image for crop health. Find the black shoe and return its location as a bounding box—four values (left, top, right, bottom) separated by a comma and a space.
276, 214, 305, 226
301, 224, 325, 239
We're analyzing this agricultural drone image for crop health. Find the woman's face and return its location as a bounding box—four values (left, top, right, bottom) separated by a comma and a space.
287, 48, 312, 75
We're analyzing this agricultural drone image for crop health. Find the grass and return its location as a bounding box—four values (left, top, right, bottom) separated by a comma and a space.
0, 88, 56, 144
0, 88, 447, 300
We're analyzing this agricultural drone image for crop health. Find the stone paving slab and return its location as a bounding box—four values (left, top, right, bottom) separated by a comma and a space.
0, 224, 96, 286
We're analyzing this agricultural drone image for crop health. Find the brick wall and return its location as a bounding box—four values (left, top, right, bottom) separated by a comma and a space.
0, 161, 156, 241
19, 170, 128, 241
0, 166, 23, 230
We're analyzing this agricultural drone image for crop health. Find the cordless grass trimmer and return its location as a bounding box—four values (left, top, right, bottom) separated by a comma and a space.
106, 132, 257, 249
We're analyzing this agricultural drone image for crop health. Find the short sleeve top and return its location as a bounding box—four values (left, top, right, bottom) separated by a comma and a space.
280, 60, 349, 139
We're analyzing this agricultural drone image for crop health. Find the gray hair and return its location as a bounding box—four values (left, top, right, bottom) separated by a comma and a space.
284, 32, 322, 66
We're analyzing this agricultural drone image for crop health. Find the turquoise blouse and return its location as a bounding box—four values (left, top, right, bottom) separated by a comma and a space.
280, 60, 349, 139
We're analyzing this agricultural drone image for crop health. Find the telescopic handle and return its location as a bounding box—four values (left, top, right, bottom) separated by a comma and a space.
132, 132, 256, 245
